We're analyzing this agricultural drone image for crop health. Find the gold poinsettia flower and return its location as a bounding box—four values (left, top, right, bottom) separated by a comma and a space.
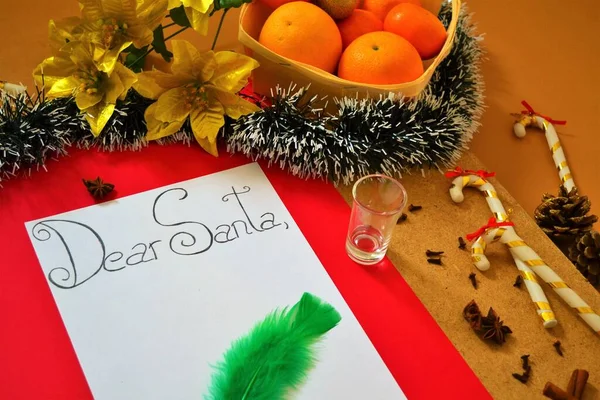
50, 0, 168, 73
48, 17, 80, 53
168, 0, 214, 35
134, 40, 260, 156
33, 41, 137, 136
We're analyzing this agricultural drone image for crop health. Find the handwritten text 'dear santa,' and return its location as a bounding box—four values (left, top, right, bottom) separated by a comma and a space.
31, 185, 290, 289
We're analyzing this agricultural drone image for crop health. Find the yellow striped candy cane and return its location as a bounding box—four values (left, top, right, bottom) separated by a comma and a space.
513, 101, 574, 191
446, 168, 557, 328
467, 220, 600, 335
467, 219, 558, 328
0, 81, 27, 95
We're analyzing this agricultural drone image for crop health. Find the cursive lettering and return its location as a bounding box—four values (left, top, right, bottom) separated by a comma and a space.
32, 185, 290, 289
152, 188, 214, 256
32, 220, 105, 289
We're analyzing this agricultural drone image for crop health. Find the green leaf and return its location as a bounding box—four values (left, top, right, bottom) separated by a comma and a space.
125, 45, 149, 72
152, 25, 173, 63
213, 0, 253, 11
169, 5, 191, 27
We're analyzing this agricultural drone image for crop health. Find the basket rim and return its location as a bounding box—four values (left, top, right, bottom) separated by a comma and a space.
238, 0, 462, 91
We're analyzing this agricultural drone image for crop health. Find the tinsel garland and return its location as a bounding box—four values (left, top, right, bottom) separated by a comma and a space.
0, 3, 483, 186
0, 91, 83, 183
226, 4, 484, 183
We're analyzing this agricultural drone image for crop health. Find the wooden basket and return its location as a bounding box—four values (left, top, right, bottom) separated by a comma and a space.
238, 0, 462, 100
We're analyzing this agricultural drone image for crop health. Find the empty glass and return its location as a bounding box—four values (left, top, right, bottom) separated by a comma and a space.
345, 174, 407, 265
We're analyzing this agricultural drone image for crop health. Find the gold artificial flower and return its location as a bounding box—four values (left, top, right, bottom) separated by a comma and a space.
50, 0, 168, 73
48, 18, 80, 53
33, 41, 137, 136
168, 0, 214, 35
134, 40, 260, 156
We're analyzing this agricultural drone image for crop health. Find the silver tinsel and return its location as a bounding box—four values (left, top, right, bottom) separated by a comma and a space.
0, 92, 83, 184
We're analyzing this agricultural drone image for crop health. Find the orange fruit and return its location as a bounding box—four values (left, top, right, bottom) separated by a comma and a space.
360, 0, 421, 21
257, 0, 308, 10
338, 31, 423, 84
259, 2, 343, 73
384, 3, 447, 59
337, 9, 383, 49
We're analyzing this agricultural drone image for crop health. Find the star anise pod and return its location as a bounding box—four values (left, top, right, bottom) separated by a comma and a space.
481, 307, 512, 344
82, 177, 115, 200
463, 300, 483, 331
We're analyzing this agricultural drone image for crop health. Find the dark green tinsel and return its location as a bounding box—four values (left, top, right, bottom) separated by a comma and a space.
0, 3, 483, 185
0, 91, 84, 183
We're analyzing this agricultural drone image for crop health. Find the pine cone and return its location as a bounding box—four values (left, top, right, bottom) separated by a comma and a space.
534, 186, 598, 243
568, 230, 600, 287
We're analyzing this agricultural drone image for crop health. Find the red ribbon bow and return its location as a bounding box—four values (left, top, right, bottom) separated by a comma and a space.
521, 100, 567, 125
239, 79, 272, 109
466, 217, 515, 242
444, 167, 496, 180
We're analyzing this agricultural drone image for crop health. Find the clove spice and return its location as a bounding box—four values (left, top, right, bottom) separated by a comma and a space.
408, 204, 422, 212
513, 275, 523, 288
521, 354, 530, 370
458, 236, 467, 249
512, 354, 532, 384
553, 340, 564, 357
397, 213, 408, 224
426, 249, 444, 266
426, 250, 444, 257
513, 373, 529, 384
468, 272, 477, 289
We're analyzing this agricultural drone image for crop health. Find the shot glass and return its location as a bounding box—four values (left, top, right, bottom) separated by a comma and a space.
345, 174, 407, 265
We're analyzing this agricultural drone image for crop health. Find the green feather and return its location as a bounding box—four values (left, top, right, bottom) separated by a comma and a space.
205, 292, 342, 400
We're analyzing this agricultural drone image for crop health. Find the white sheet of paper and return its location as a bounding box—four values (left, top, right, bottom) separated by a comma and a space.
26, 163, 405, 400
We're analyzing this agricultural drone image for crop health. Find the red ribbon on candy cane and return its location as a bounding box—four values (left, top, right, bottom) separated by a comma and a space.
520, 100, 567, 125
444, 167, 496, 179
466, 217, 515, 241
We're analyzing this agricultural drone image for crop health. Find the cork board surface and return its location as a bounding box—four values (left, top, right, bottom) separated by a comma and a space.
337, 151, 600, 399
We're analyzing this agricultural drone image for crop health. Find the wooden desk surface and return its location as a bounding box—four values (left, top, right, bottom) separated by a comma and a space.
1, 1, 599, 398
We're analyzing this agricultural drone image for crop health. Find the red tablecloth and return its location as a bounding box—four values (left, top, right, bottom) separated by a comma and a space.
0, 144, 490, 399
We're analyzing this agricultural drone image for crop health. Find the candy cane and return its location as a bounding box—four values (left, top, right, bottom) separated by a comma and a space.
467, 218, 600, 335
446, 168, 558, 328
446, 168, 510, 222
0, 81, 27, 95
513, 101, 574, 191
